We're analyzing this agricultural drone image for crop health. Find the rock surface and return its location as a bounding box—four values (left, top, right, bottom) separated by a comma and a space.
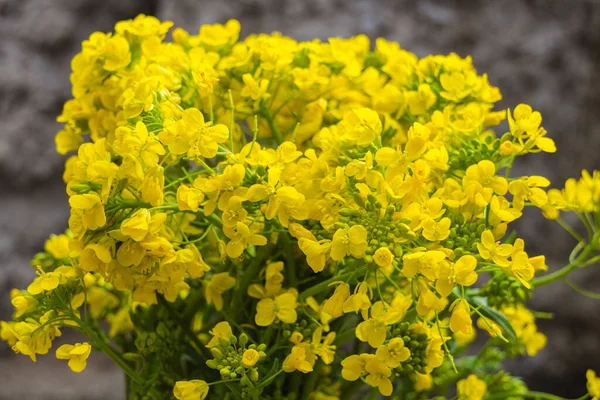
1, 0, 599, 398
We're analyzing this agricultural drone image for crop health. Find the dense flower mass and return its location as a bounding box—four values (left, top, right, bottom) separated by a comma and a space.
2, 14, 599, 400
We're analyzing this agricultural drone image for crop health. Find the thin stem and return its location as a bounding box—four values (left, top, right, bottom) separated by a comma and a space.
208, 378, 241, 386
73, 316, 161, 400
260, 100, 283, 144
435, 312, 458, 373
532, 242, 595, 287
228, 89, 235, 151
556, 217, 584, 242
298, 266, 368, 301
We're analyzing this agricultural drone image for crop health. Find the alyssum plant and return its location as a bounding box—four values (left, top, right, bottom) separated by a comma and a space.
2, 14, 600, 400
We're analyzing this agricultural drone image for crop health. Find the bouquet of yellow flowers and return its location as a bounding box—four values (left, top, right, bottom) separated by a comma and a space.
2, 14, 600, 400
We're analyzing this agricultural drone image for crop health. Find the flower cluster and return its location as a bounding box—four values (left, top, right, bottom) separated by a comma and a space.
2, 14, 599, 400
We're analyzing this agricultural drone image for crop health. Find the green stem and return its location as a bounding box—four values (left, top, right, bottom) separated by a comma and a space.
208, 378, 241, 386
532, 242, 595, 287
74, 318, 161, 400
488, 391, 589, 400
298, 266, 368, 301
281, 234, 298, 287
231, 244, 272, 320
556, 217, 584, 242
158, 296, 212, 361
260, 100, 283, 144
228, 89, 235, 151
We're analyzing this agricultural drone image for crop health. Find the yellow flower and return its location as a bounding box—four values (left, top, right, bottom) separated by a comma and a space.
55, 342, 92, 373
44, 234, 71, 259
222, 196, 248, 228
505, 239, 535, 289
364, 358, 393, 396
206, 321, 232, 348
12, 316, 61, 362
177, 184, 205, 212
289, 331, 304, 344
414, 372, 433, 392
503, 305, 547, 356
436, 255, 478, 297
120, 209, 151, 241
463, 160, 508, 206
322, 282, 350, 319
587, 370, 600, 400
508, 176, 550, 211
0, 321, 18, 347
298, 236, 330, 273
270, 186, 308, 228
198, 19, 240, 48
355, 302, 391, 348
440, 71, 472, 101
241, 73, 270, 100
416, 287, 447, 317
330, 225, 368, 261
457, 374, 487, 400
27, 269, 60, 295
477, 317, 502, 338
115, 14, 173, 38
508, 103, 542, 137
185, 108, 230, 159
373, 247, 394, 272
402, 250, 446, 280
340, 108, 382, 145
343, 282, 372, 320
55, 125, 82, 155
102, 36, 130, 71
69, 193, 106, 231
282, 343, 315, 373
422, 217, 451, 241
224, 221, 268, 259
10, 291, 36, 318
27, 266, 76, 295
405, 83, 436, 115
310, 327, 337, 365
255, 292, 298, 326
141, 165, 165, 206
242, 349, 260, 367
341, 354, 373, 381
375, 337, 410, 368
425, 337, 445, 372
173, 380, 209, 400
477, 230, 512, 267
449, 299, 473, 335
204, 273, 236, 311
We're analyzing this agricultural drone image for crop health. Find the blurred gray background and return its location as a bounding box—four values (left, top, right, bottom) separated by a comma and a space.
1, 0, 599, 398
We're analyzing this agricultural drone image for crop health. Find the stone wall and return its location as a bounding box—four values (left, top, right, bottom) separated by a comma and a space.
1, 0, 599, 398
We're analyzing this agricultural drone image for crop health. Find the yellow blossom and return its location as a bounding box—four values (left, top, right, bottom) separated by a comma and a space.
457, 374, 487, 400
242, 349, 260, 367
449, 298, 473, 335
340, 108, 382, 145
55, 343, 92, 373
173, 380, 209, 400
205, 273, 236, 311
255, 292, 298, 326
587, 370, 600, 400
69, 193, 106, 231
375, 337, 410, 368
373, 247, 394, 272
206, 321, 232, 348
330, 225, 368, 261
364, 357, 394, 396
477, 230, 512, 267
283, 344, 315, 373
